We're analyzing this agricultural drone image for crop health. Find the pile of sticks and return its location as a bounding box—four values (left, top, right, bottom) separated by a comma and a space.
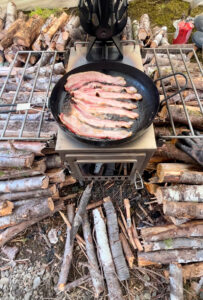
0, 1, 85, 67
0, 141, 77, 247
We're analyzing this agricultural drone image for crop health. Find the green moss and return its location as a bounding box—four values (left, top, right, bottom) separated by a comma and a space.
29, 7, 64, 19
164, 238, 173, 249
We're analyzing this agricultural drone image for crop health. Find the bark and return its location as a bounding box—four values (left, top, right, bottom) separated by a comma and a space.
159, 105, 203, 130
63, 275, 91, 292
46, 168, 65, 184
93, 208, 124, 300
86, 200, 104, 210
0, 159, 46, 180
132, 20, 139, 44
154, 126, 189, 137
0, 8, 6, 31
150, 27, 167, 48
57, 204, 75, 291
0, 175, 49, 193
138, 249, 203, 266
169, 263, 183, 300
163, 201, 203, 219
0, 91, 51, 107
59, 176, 76, 188
0, 201, 14, 216
104, 197, 129, 281
0, 19, 25, 50
0, 185, 57, 202
17, 11, 27, 22
0, 141, 46, 156
141, 220, 203, 243
14, 15, 44, 48
18, 62, 65, 77
144, 237, 203, 252
0, 197, 54, 229
132, 217, 143, 251
138, 14, 151, 41
123, 198, 137, 250
165, 262, 203, 280
119, 232, 135, 269
44, 12, 69, 43
82, 212, 104, 297
170, 75, 203, 91
0, 200, 64, 247
157, 163, 203, 184
46, 154, 62, 169
0, 149, 34, 169
156, 185, 203, 204
0, 111, 52, 122
5, 2, 16, 30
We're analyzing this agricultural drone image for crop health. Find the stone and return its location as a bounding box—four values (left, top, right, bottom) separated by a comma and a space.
32, 277, 41, 289
143, 292, 151, 300
24, 291, 32, 300
48, 229, 58, 244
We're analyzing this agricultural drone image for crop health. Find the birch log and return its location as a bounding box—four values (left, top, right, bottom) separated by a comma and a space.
0, 201, 14, 216
0, 197, 54, 229
138, 14, 151, 41
0, 19, 25, 50
57, 204, 74, 291
44, 12, 69, 43
82, 212, 104, 297
119, 232, 135, 268
141, 221, 203, 242
138, 249, 203, 266
165, 262, 203, 280
0, 175, 49, 193
170, 75, 203, 91
5, 2, 17, 30
163, 201, 203, 219
0, 141, 46, 156
104, 197, 130, 281
132, 20, 139, 44
0, 149, 34, 169
93, 208, 124, 300
143, 237, 203, 252
169, 263, 183, 300
156, 163, 203, 184
46, 168, 65, 184
150, 26, 167, 48
0, 8, 6, 31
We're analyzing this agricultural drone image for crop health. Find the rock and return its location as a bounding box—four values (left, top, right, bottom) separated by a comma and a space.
143, 293, 151, 300
32, 277, 41, 289
24, 291, 32, 300
0, 277, 9, 286
143, 274, 150, 282
48, 228, 58, 244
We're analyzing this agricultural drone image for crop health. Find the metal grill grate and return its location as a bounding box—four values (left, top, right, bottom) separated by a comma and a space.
0, 50, 65, 141
143, 47, 203, 139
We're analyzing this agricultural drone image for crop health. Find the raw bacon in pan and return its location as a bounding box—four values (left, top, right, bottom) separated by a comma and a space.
78, 89, 142, 100
79, 82, 137, 94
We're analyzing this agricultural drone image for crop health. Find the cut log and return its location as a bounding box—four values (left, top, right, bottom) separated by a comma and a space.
163, 201, 203, 219
17, 11, 27, 22
0, 91, 50, 107
0, 158, 46, 180
0, 141, 46, 156
123, 199, 136, 249
18, 62, 65, 77
157, 163, 203, 184
0, 19, 25, 50
93, 208, 124, 300
119, 232, 135, 269
0, 197, 54, 229
138, 249, 203, 266
57, 204, 75, 291
164, 262, 203, 280
14, 15, 44, 48
46, 168, 65, 184
132, 20, 140, 44
0, 149, 34, 169
44, 12, 69, 43
5, 1, 16, 30
59, 175, 76, 188
154, 127, 189, 137
141, 220, 203, 243
143, 237, 203, 252
0, 175, 49, 193
170, 75, 203, 91
156, 185, 203, 204
138, 14, 151, 41
82, 212, 104, 297
0, 185, 57, 202
132, 217, 143, 252
46, 154, 62, 169
0, 8, 6, 31
150, 26, 167, 48
159, 105, 203, 130
169, 263, 183, 300
104, 197, 130, 281
0, 201, 14, 216
0, 200, 64, 247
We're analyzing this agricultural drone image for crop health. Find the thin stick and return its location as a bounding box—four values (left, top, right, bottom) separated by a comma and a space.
132, 218, 143, 252
137, 202, 154, 224
124, 199, 137, 250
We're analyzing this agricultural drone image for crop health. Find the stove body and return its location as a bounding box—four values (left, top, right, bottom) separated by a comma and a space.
56, 44, 157, 186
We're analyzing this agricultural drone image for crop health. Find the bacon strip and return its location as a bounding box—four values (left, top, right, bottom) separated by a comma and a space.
79, 89, 142, 100
79, 82, 137, 94
71, 104, 133, 129
72, 91, 137, 110
73, 99, 139, 119
59, 113, 132, 140
65, 71, 126, 91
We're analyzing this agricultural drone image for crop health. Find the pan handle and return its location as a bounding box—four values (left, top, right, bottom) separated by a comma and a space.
154, 72, 188, 105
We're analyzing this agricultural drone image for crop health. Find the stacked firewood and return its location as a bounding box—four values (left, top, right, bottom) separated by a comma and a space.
0, 141, 77, 247
0, 1, 86, 67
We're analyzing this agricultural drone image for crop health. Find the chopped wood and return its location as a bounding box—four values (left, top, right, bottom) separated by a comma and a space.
59, 194, 78, 201
86, 200, 104, 210
156, 185, 203, 204
119, 232, 135, 269
46, 168, 65, 184
163, 201, 203, 220
138, 14, 151, 41
169, 263, 183, 300
5, 2, 17, 30
0, 8, 6, 31
154, 126, 189, 137
138, 249, 203, 266
104, 197, 129, 281
0, 19, 25, 50
63, 275, 91, 292
0, 197, 54, 229
0, 201, 14, 216
44, 12, 69, 43
132, 217, 143, 251
17, 11, 27, 22
170, 75, 203, 91
168, 216, 189, 226
132, 20, 139, 44
59, 175, 76, 188
0, 148, 34, 169
82, 212, 104, 297
164, 262, 203, 280
141, 220, 203, 243
0, 91, 50, 107
93, 208, 124, 300
0, 175, 49, 193
157, 163, 203, 184
13, 15, 44, 48
57, 204, 75, 291
144, 237, 203, 252
46, 154, 62, 169
150, 26, 167, 48
0, 185, 57, 202
144, 182, 159, 195
0, 200, 64, 247
118, 217, 129, 240
18, 62, 65, 76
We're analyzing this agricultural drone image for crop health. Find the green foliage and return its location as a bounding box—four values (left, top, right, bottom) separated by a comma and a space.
29, 7, 63, 19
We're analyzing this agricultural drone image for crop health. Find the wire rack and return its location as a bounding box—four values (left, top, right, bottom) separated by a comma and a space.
143, 47, 203, 139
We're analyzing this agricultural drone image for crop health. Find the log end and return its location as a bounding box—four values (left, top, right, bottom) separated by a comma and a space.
0, 201, 14, 216
57, 283, 65, 291
42, 176, 49, 189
